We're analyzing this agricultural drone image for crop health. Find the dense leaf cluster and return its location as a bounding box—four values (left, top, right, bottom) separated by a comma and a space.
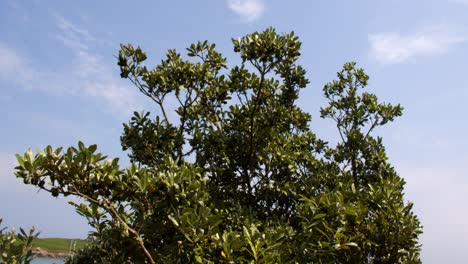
15, 28, 421, 263
0, 219, 38, 264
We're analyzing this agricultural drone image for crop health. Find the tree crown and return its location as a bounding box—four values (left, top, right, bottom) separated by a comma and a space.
15, 28, 422, 263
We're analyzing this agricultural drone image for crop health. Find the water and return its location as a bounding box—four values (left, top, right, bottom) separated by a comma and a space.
31, 257, 65, 264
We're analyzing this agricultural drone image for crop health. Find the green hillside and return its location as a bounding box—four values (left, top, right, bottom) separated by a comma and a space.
32, 238, 89, 253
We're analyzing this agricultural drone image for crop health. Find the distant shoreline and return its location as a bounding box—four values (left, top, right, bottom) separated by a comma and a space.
30, 238, 88, 259
32, 247, 71, 259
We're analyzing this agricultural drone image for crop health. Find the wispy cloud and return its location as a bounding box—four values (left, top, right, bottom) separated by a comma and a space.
368, 25, 467, 64
227, 0, 265, 22
0, 17, 142, 117
0, 44, 37, 88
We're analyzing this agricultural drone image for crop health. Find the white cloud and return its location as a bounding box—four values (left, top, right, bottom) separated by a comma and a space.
56, 16, 94, 51
368, 26, 467, 64
0, 45, 26, 71
227, 0, 265, 22
0, 44, 38, 88
0, 17, 142, 117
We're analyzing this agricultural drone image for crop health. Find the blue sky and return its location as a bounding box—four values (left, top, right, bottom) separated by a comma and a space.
1, 0, 467, 262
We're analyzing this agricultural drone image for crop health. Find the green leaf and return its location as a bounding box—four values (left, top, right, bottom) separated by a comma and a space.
168, 215, 179, 227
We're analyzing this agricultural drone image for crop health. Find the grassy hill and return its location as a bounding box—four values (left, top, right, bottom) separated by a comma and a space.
32, 238, 89, 253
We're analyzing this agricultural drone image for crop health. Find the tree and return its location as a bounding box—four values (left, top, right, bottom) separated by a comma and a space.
15, 28, 422, 263
0, 218, 38, 264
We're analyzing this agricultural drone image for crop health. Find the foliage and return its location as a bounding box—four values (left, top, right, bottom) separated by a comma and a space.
15, 28, 422, 263
0, 218, 38, 264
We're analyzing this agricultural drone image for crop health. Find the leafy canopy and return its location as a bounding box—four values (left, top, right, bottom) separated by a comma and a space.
15, 28, 422, 263
0, 219, 38, 264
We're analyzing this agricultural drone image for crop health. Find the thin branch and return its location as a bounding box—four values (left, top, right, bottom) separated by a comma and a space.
157, 93, 170, 124
129, 75, 170, 124
364, 116, 379, 140
63, 185, 159, 264
247, 65, 266, 194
